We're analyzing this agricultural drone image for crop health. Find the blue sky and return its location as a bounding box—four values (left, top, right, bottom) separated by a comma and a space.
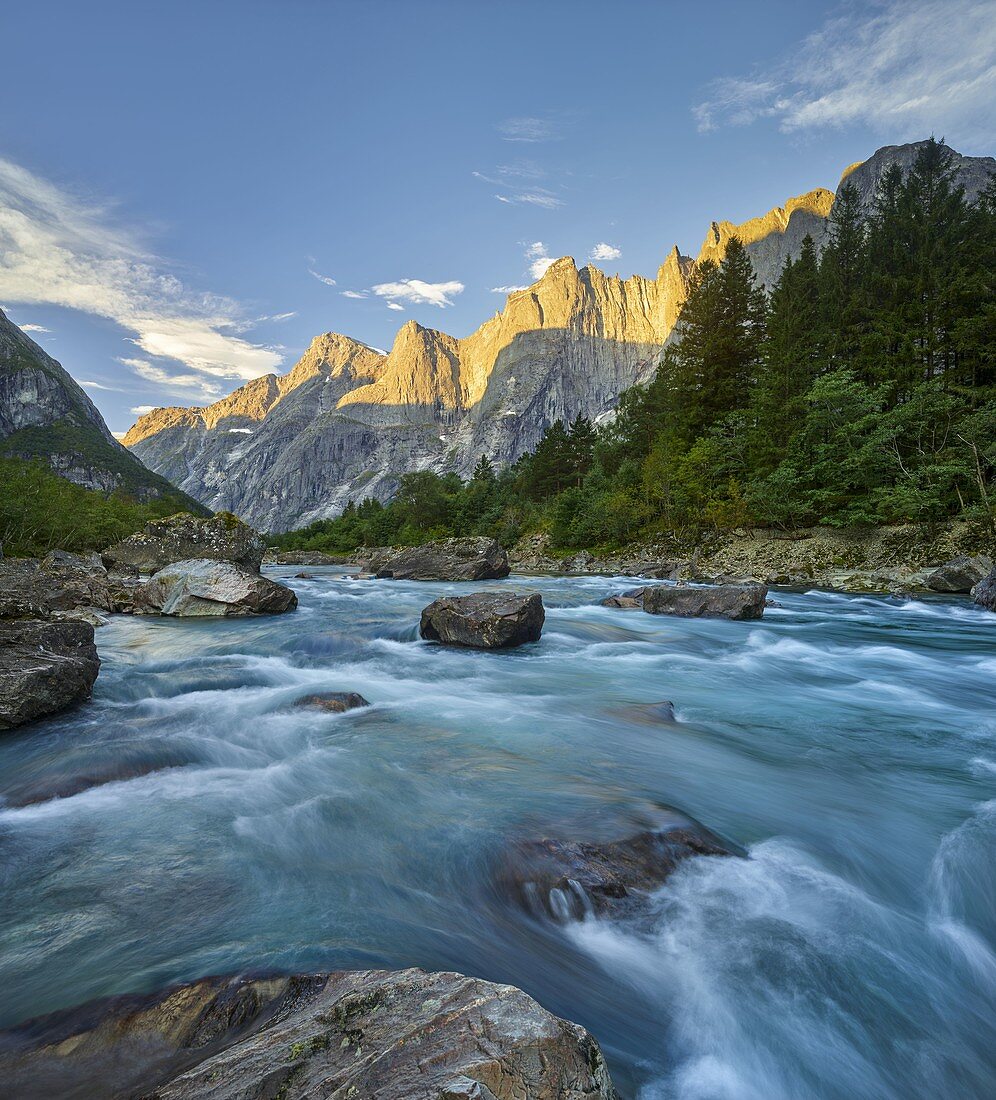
1, 0, 993, 434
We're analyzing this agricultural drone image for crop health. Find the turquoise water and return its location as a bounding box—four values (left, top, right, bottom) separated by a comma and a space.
0, 570, 994, 1098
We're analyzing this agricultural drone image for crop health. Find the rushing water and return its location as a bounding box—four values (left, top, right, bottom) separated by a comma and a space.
0, 569, 994, 1098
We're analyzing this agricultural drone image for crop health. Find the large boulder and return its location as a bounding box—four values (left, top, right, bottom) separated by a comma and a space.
0, 968, 617, 1100
135, 559, 297, 617
500, 809, 737, 923
0, 620, 100, 730
927, 554, 994, 593
0, 552, 114, 619
642, 582, 767, 621
365, 537, 510, 581
103, 512, 265, 574
972, 566, 996, 612
420, 591, 544, 649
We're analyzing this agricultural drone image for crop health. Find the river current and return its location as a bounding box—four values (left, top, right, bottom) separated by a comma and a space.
0, 569, 993, 1098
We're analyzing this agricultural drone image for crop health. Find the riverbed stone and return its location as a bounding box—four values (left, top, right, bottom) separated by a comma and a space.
294, 691, 369, 713
926, 554, 994, 593
0, 620, 100, 730
0, 968, 617, 1100
642, 582, 767, 620
420, 591, 544, 648
972, 566, 996, 612
364, 537, 510, 581
135, 559, 297, 617
103, 512, 266, 574
601, 586, 646, 609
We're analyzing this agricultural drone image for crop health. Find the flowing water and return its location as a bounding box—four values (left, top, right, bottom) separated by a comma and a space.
1, 570, 994, 1098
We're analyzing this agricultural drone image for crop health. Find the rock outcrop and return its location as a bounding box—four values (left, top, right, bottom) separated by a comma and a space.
0, 620, 100, 730
420, 591, 544, 648
642, 582, 767, 620
0, 551, 115, 619
366, 537, 510, 581
0, 968, 617, 1100
926, 555, 994, 593
103, 512, 266, 574
135, 559, 297, 617
972, 566, 996, 612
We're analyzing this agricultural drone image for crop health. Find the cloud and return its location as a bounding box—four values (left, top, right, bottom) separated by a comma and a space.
386, 302, 405, 311
78, 379, 118, 391
525, 241, 555, 280
268, 311, 297, 322
0, 157, 283, 386
693, 0, 996, 147
120, 356, 223, 402
495, 190, 564, 209
497, 117, 560, 143
308, 268, 337, 286
19, 322, 50, 332
474, 163, 566, 208
341, 290, 368, 299
589, 242, 622, 262
130, 404, 156, 415
371, 279, 465, 308
491, 285, 529, 293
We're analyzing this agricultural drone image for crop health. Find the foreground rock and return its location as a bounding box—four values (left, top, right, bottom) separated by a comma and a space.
103, 512, 265, 574
420, 591, 544, 649
927, 554, 994, 593
363, 537, 510, 581
501, 809, 737, 923
972, 566, 996, 612
642, 582, 767, 621
294, 691, 369, 713
135, 559, 297, 617
0, 968, 617, 1100
0, 620, 100, 730
0, 551, 115, 619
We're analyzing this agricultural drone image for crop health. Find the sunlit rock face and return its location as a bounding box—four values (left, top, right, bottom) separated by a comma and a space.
125, 141, 995, 532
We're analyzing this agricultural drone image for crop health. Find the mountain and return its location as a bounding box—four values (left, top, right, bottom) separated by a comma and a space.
125, 140, 995, 532
0, 308, 200, 506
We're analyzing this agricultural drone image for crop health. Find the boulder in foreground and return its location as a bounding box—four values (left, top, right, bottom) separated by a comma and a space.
0, 620, 100, 730
135, 559, 297, 617
420, 591, 544, 648
103, 511, 266, 574
972, 566, 996, 612
0, 967, 617, 1100
365, 537, 510, 581
926, 554, 993, 593
642, 582, 767, 621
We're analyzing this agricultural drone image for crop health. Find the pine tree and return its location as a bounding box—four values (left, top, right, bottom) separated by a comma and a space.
820, 181, 867, 371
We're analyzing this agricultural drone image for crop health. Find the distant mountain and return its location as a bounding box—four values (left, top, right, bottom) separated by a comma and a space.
0, 308, 201, 507
124, 140, 995, 532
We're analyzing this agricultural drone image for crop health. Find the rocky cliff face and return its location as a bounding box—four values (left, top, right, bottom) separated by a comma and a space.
0, 308, 195, 502
125, 141, 995, 532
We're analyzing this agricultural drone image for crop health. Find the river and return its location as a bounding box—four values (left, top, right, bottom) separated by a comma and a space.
0, 569, 993, 1098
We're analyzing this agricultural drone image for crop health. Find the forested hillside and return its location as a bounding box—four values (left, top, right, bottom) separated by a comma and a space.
274, 140, 996, 555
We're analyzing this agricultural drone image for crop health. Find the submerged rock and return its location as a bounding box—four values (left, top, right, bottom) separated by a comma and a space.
642, 582, 767, 621
972, 566, 996, 612
364, 537, 510, 581
0, 620, 100, 730
294, 691, 369, 713
0, 968, 617, 1100
103, 512, 266, 574
501, 810, 737, 923
600, 586, 646, 609
135, 559, 297, 617
927, 554, 994, 593
420, 591, 544, 649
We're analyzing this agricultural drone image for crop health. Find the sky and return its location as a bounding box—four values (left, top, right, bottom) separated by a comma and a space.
1, 0, 993, 435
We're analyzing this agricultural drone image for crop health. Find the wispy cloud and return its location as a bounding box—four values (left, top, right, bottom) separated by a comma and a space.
497, 117, 561, 143
130, 404, 156, 415
589, 242, 621, 262
495, 190, 563, 209
341, 290, 368, 299
79, 379, 119, 391
386, 302, 405, 311
119, 356, 223, 402
693, 0, 996, 147
371, 279, 464, 308
19, 321, 50, 333
491, 284, 529, 294
474, 163, 566, 208
308, 268, 337, 286
525, 241, 555, 280
0, 157, 283, 388
268, 311, 297, 322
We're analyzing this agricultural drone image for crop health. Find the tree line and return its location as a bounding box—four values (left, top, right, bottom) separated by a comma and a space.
275, 140, 996, 555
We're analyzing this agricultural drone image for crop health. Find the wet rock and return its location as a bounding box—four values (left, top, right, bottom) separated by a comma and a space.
364, 537, 510, 581
102, 512, 266, 574
621, 700, 677, 725
135, 559, 297, 617
0, 552, 114, 619
0, 620, 100, 730
600, 586, 646, 609
972, 566, 996, 612
265, 550, 346, 566
0, 968, 617, 1100
926, 554, 994, 593
501, 811, 737, 923
294, 691, 369, 713
642, 582, 767, 621
293, 571, 314, 579
420, 591, 544, 649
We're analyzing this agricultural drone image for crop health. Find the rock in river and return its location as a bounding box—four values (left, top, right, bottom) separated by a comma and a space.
103, 511, 266, 574
420, 591, 544, 649
972, 566, 996, 612
135, 559, 297, 617
0, 620, 100, 730
294, 691, 369, 713
364, 537, 510, 581
927, 554, 994, 593
0, 967, 617, 1100
642, 582, 767, 621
